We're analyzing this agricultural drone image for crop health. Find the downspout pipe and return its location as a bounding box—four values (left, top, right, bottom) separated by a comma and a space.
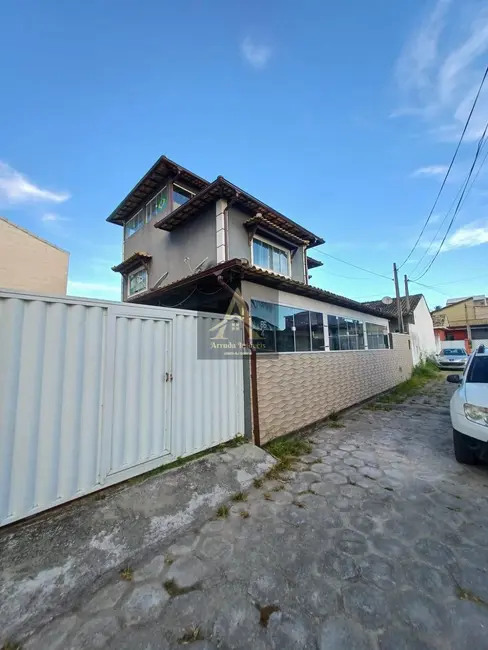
216, 274, 261, 446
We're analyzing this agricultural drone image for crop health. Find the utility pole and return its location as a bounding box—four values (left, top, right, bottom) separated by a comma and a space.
404, 275, 410, 313
393, 263, 404, 333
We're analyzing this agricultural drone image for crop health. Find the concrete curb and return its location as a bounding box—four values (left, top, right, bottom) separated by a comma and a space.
0, 443, 275, 645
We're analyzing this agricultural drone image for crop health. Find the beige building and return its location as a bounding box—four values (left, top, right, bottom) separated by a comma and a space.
0, 217, 69, 295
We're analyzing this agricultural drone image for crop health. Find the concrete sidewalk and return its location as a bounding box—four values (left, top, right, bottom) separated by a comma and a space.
0, 443, 275, 646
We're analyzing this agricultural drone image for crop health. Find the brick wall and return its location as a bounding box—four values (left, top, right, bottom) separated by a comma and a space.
256, 333, 413, 444
0, 218, 69, 295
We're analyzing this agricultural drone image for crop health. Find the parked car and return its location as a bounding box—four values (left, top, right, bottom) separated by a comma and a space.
436, 347, 468, 370
447, 345, 488, 464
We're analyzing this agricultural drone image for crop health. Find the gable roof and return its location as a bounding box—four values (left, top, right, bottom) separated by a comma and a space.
0, 216, 69, 254
431, 297, 472, 313
106, 156, 210, 225
362, 294, 423, 318
154, 176, 324, 248
128, 257, 388, 318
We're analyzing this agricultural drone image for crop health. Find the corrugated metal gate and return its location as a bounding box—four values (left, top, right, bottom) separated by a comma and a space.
0, 292, 245, 527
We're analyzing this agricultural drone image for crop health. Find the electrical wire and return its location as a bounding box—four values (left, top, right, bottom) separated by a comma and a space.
312, 249, 393, 282
409, 139, 488, 276
398, 65, 488, 270
412, 120, 488, 282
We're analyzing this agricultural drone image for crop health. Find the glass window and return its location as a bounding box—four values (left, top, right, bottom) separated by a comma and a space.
252, 238, 290, 276
328, 315, 365, 350
276, 305, 296, 352
467, 356, 488, 383
146, 187, 168, 223
441, 348, 467, 356
250, 299, 324, 353
295, 310, 311, 352
124, 209, 144, 239
173, 184, 194, 208
128, 268, 148, 296
311, 312, 325, 351
366, 323, 389, 349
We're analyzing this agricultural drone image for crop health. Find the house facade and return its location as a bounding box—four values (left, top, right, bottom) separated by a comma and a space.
432, 297, 488, 353
363, 294, 436, 365
108, 156, 413, 442
0, 217, 69, 295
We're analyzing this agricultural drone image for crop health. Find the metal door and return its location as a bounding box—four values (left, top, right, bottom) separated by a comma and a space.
102, 308, 173, 484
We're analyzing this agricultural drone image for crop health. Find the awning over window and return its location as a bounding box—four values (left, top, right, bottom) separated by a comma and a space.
112, 252, 152, 274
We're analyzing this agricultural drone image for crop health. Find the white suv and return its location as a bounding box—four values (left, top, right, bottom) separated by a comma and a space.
447, 345, 488, 464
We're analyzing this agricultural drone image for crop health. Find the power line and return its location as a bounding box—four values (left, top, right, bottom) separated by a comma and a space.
409, 139, 488, 276
313, 248, 393, 282
398, 65, 488, 270
412, 120, 488, 281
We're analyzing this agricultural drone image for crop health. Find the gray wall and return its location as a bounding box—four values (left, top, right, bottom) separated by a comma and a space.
123, 206, 217, 299
227, 207, 306, 283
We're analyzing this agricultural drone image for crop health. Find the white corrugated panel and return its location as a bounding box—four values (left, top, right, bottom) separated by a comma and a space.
0, 296, 107, 525
0, 291, 245, 526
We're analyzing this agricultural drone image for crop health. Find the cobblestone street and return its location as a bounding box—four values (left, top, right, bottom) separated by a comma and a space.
23, 379, 488, 650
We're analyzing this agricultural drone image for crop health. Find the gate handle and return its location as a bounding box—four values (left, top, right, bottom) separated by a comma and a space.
165, 372, 173, 382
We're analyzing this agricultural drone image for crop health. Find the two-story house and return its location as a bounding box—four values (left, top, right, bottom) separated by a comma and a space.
109, 156, 391, 354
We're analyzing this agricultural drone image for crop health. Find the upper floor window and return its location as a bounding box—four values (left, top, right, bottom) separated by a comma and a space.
173, 184, 194, 209
366, 323, 390, 349
252, 236, 290, 276
128, 267, 148, 296
328, 315, 365, 351
146, 187, 168, 223
124, 209, 144, 240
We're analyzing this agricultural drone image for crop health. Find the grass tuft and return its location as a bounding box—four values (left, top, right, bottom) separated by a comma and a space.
328, 411, 339, 421
2, 642, 21, 650
216, 504, 229, 518
328, 421, 345, 428
292, 500, 307, 509
263, 493, 273, 501
272, 484, 285, 492
120, 567, 133, 581
240, 510, 250, 519
253, 477, 264, 489
231, 491, 247, 502
378, 360, 441, 405
178, 625, 204, 644
266, 437, 312, 459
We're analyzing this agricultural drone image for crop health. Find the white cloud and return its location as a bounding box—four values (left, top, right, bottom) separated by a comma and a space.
411, 165, 449, 177
420, 218, 488, 253
394, 0, 488, 142
0, 161, 70, 204
68, 280, 121, 299
241, 37, 272, 69
443, 219, 488, 250
42, 213, 70, 222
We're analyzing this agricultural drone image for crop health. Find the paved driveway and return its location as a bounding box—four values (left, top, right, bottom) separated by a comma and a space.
25, 379, 488, 650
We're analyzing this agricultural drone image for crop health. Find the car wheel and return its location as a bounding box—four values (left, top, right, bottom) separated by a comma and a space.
453, 429, 477, 465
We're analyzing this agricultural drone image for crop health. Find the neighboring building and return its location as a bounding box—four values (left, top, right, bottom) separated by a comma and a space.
0, 217, 69, 295
108, 155, 392, 354
446, 295, 487, 306
363, 294, 436, 365
432, 297, 488, 353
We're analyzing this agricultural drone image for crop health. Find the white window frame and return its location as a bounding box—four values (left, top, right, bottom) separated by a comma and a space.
145, 186, 168, 223
124, 209, 144, 240
127, 266, 148, 297
251, 234, 292, 277
173, 183, 195, 207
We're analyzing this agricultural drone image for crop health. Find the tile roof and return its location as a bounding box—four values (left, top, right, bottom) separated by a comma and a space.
154, 177, 324, 248
129, 258, 389, 318
362, 294, 423, 318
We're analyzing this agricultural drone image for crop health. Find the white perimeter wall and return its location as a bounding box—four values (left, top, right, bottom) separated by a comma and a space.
409, 297, 437, 365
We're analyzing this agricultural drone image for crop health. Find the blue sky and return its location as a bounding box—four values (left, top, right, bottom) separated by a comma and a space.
1, 0, 487, 309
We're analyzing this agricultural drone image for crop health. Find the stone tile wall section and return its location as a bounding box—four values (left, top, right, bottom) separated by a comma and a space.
256, 333, 412, 443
